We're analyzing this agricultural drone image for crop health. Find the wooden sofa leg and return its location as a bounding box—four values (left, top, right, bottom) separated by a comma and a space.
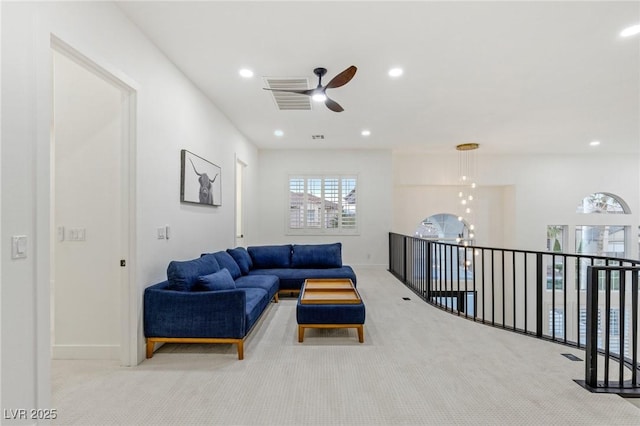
274, 293, 279, 303
146, 340, 155, 358
237, 340, 244, 360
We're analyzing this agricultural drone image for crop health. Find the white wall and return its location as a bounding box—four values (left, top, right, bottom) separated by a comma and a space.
393, 151, 640, 256
1, 1, 258, 417
255, 149, 392, 266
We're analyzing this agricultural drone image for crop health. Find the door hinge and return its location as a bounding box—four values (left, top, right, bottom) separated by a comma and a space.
120, 259, 126, 267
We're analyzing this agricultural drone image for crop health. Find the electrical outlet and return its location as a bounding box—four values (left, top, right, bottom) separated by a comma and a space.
157, 227, 165, 240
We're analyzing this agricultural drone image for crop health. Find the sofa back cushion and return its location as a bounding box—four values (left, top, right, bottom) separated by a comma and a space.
291, 243, 343, 268
227, 247, 253, 275
193, 268, 236, 292
166, 253, 220, 291
211, 251, 242, 280
248, 245, 292, 269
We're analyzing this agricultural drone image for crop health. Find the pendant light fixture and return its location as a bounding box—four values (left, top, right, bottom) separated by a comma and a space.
456, 143, 479, 246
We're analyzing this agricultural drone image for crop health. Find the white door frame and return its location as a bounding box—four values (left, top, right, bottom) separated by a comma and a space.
50, 35, 138, 366
235, 155, 247, 247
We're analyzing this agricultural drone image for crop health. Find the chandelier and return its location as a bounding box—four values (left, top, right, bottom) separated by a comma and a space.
456, 143, 479, 246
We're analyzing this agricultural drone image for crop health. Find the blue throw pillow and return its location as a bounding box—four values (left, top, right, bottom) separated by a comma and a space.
291, 243, 343, 268
193, 268, 236, 292
247, 245, 292, 269
227, 247, 253, 275
212, 251, 243, 279
167, 254, 220, 291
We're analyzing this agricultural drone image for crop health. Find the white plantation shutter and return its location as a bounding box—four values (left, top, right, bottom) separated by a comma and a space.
287, 175, 358, 234
289, 178, 304, 229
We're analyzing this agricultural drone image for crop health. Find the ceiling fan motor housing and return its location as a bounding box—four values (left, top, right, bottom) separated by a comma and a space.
313, 67, 328, 78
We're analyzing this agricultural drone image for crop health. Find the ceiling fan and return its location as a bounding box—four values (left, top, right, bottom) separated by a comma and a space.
264, 65, 357, 112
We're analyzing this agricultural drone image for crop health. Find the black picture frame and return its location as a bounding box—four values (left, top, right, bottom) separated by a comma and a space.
180, 149, 221, 206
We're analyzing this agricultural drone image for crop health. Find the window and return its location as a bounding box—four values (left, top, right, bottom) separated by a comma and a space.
576, 192, 630, 214
288, 175, 357, 234
546, 226, 566, 290
575, 225, 626, 258
548, 308, 564, 338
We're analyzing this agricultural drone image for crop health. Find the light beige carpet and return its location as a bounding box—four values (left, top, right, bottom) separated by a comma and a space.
52, 266, 640, 425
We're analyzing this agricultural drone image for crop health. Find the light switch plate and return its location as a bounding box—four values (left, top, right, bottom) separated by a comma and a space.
12, 235, 27, 259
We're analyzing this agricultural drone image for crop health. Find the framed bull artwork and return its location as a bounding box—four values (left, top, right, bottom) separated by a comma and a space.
180, 149, 222, 206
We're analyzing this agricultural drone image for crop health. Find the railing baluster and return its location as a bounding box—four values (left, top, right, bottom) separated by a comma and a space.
604, 269, 611, 388
619, 270, 625, 389
502, 250, 506, 329
492, 250, 496, 326
632, 271, 638, 387
563, 255, 567, 344
585, 266, 599, 389
524, 254, 528, 334
512, 252, 516, 330
536, 253, 543, 338
482, 249, 486, 325
552, 254, 556, 340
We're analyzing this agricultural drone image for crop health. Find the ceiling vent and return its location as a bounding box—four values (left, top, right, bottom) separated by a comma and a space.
264, 77, 311, 110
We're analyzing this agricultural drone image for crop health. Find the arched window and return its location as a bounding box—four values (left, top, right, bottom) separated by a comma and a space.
414, 213, 471, 243
576, 192, 630, 214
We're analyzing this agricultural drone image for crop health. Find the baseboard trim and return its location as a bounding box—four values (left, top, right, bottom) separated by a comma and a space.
350, 263, 387, 269
52, 344, 120, 360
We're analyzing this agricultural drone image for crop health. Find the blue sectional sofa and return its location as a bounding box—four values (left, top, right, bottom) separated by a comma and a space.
144, 243, 356, 360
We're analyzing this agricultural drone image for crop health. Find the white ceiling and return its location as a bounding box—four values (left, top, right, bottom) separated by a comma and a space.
117, 1, 640, 154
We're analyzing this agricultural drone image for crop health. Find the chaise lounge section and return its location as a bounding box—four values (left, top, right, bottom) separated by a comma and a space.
246, 243, 357, 293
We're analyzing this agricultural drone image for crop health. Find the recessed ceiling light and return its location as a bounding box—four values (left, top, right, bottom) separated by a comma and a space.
239, 68, 254, 78
388, 68, 403, 78
274, 129, 284, 137
589, 140, 601, 147
620, 24, 640, 38
361, 129, 371, 136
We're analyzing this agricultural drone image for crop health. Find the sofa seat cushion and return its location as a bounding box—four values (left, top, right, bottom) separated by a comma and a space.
291, 243, 342, 268
248, 266, 357, 290
227, 247, 253, 275
193, 269, 236, 292
166, 254, 220, 291
210, 251, 242, 279
234, 275, 279, 300
247, 245, 292, 269
240, 288, 270, 333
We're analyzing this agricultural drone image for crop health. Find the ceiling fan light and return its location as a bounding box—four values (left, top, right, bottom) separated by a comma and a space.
312, 92, 327, 102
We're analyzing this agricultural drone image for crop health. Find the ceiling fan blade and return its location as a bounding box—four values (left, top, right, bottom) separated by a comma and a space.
324, 97, 344, 113
325, 66, 357, 89
263, 88, 315, 96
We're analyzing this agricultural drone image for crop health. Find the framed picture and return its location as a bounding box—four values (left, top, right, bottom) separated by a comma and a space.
180, 149, 221, 206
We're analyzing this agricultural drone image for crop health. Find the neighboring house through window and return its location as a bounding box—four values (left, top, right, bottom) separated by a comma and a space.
288, 175, 357, 234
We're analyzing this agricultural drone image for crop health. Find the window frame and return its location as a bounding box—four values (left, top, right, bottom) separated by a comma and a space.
286, 174, 359, 236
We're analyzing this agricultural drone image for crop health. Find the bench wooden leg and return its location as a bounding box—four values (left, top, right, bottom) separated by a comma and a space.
298, 325, 305, 342
237, 341, 244, 360
146, 340, 155, 358
357, 325, 364, 343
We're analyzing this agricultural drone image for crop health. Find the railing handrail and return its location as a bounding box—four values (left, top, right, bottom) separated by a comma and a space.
389, 231, 640, 266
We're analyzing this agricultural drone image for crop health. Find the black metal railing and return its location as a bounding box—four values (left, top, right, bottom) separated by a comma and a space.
388, 232, 640, 395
